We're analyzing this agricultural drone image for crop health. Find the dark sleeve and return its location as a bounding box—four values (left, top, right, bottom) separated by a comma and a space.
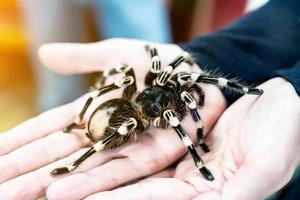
180, 0, 300, 104
273, 61, 300, 96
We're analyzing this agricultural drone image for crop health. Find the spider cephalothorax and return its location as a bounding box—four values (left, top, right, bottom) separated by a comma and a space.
51, 45, 263, 181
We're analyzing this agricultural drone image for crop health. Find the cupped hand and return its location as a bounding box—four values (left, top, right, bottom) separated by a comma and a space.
0, 38, 226, 200
84, 78, 300, 200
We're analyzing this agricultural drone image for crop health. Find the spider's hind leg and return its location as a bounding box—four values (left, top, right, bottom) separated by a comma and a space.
51, 131, 120, 176
189, 72, 263, 95
52, 100, 146, 176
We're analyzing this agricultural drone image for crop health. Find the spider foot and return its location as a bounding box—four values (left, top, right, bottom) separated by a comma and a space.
63, 123, 85, 133
247, 88, 264, 95
199, 166, 214, 181
51, 166, 75, 176
200, 143, 210, 153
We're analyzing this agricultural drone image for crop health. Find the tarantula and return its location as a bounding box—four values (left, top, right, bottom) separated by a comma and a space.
50, 45, 263, 181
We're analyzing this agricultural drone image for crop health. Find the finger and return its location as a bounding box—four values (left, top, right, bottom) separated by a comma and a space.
130, 168, 175, 186
46, 108, 220, 200
0, 101, 77, 156
193, 191, 221, 200
84, 178, 198, 200
38, 39, 147, 75
0, 130, 88, 184
0, 90, 112, 157
221, 160, 293, 200
140, 168, 175, 181
0, 147, 117, 200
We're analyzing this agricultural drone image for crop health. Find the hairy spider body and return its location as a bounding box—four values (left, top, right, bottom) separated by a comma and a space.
51, 45, 263, 181
86, 84, 192, 149
136, 84, 187, 123
87, 98, 147, 150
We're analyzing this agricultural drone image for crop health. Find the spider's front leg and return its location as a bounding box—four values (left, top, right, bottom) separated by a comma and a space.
143, 45, 194, 86
156, 51, 194, 86
163, 110, 214, 181
64, 73, 136, 133
144, 45, 162, 86
185, 72, 264, 95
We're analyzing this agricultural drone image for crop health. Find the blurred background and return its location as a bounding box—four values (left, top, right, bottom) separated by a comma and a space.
3, 1, 300, 200
0, 0, 268, 131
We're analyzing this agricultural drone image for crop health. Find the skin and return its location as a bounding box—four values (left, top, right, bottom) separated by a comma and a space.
87, 77, 300, 200
0, 39, 299, 200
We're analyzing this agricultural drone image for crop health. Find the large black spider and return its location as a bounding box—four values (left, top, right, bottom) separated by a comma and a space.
50, 45, 263, 181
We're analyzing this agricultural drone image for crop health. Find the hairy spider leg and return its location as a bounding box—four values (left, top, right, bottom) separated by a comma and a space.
187, 72, 264, 95
156, 51, 194, 86
94, 64, 132, 89
163, 110, 214, 181
51, 118, 138, 176
122, 67, 137, 100
63, 76, 135, 133
144, 45, 162, 86
180, 91, 209, 153
94, 64, 137, 100
171, 73, 205, 106
50, 132, 117, 176
189, 84, 205, 107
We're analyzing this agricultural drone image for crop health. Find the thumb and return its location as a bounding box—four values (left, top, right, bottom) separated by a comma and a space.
38, 38, 145, 75
221, 160, 292, 200
83, 178, 197, 200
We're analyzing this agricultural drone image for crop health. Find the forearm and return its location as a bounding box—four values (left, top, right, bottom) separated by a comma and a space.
181, 0, 300, 104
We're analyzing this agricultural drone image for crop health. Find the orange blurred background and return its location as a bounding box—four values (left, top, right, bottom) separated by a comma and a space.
0, 0, 36, 131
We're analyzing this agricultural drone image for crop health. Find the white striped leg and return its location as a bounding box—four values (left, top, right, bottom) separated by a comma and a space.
187, 72, 264, 95
63, 76, 134, 133
50, 133, 117, 176
145, 45, 161, 73
52, 118, 138, 176
180, 91, 209, 152
122, 68, 137, 100
94, 64, 132, 89
156, 51, 194, 86
144, 45, 161, 85
163, 110, 214, 181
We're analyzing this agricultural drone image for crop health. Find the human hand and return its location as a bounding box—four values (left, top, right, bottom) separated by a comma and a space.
0, 39, 226, 200
83, 78, 300, 200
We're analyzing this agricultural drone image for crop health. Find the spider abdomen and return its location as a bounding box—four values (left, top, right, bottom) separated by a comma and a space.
87, 98, 146, 150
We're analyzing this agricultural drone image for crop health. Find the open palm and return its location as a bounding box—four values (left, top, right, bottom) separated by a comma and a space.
86, 78, 300, 200
0, 39, 226, 200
